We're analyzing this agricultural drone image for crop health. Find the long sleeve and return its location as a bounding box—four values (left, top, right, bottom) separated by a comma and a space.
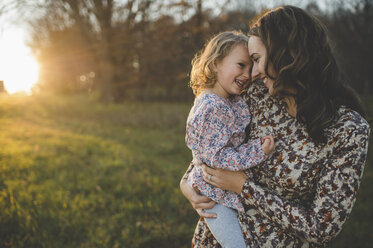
240, 118, 370, 246
182, 162, 194, 181
186, 95, 266, 171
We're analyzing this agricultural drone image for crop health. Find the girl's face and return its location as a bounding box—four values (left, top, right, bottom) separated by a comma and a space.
248, 36, 274, 95
212, 44, 251, 98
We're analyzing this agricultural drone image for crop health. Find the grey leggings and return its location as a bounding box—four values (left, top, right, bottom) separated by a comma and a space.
204, 203, 247, 248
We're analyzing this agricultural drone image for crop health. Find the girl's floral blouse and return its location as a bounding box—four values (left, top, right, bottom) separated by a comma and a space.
185, 93, 266, 212
184, 82, 370, 247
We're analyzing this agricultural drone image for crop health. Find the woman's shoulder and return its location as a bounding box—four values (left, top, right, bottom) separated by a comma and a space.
243, 81, 280, 114
327, 106, 370, 141
243, 81, 269, 102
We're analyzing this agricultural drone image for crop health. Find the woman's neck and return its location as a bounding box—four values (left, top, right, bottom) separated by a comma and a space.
284, 97, 297, 117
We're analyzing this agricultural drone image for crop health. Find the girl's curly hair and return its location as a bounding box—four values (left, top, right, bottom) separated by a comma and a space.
189, 31, 249, 96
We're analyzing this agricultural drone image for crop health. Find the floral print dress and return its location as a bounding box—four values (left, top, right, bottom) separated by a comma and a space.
184, 83, 370, 247
186, 92, 266, 212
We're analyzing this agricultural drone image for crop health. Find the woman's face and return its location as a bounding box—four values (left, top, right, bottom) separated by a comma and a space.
248, 36, 274, 95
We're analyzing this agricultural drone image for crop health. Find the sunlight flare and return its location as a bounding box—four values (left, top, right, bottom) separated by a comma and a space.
0, 29, 39, 94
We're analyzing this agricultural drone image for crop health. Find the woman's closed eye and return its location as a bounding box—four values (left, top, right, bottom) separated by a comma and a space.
238, 63, 245, 68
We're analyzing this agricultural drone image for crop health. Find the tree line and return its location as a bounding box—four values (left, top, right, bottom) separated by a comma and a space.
3, 0, 373, 102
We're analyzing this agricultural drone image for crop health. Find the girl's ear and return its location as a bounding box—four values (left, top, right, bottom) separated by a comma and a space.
211, 61, 218, 73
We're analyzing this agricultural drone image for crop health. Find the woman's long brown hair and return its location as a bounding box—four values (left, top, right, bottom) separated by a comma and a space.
249, 5, 366, 144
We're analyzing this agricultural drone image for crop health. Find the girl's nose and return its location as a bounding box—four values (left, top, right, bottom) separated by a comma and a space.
243, 67, 250, 78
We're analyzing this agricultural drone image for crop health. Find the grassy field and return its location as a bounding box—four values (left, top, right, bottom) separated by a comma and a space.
0, 93, 371, 247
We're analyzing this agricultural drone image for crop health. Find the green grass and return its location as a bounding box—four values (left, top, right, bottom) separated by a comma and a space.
0, 93, 197, 247
0, 93, 371, 247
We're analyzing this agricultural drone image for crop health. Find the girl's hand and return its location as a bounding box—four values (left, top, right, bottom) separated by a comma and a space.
261, 135, 275, 154
180, 177, 217, 218
202, 165, 248, 194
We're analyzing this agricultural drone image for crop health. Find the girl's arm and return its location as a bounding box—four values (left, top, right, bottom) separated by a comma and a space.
187, 98, 268, 171
204, 121, 370, 246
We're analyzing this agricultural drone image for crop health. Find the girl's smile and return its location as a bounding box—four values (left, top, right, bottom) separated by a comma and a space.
212, 44, 251, 98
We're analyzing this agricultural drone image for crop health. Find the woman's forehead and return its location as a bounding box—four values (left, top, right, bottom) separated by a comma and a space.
248, 36, 266, 55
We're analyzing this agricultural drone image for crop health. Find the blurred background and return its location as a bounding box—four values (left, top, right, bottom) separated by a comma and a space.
0, 0, 371, 247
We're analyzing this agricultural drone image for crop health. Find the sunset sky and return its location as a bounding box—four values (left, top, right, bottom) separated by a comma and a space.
0, 26, 39, 94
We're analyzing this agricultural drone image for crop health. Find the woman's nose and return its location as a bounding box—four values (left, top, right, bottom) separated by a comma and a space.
251, 65, 259, 79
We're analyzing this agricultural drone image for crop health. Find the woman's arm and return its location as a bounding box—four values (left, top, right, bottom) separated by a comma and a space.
202, 165, 248, 194
180, 164, 216, 218
205, 121, 370, 246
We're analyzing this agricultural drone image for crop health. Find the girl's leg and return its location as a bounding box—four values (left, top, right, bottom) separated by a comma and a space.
204, 204, 246, 248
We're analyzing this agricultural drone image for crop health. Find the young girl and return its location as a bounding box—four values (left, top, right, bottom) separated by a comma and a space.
185, 31, 275, 248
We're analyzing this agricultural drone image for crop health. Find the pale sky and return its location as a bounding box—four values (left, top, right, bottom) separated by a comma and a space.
0, 0, 40, 94
0, 27, 38, 94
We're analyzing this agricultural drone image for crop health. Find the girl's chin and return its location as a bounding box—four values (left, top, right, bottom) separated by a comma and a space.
227, 91, 241, 97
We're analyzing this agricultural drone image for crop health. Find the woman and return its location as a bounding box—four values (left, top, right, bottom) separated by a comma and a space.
180, 5, 370, 247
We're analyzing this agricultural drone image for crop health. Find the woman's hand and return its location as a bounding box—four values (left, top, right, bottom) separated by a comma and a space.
202, 164, 248, 194
180, 177, 217, 218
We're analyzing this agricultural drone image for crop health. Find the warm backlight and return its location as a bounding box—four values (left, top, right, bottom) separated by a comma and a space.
0, 28, 39, 94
